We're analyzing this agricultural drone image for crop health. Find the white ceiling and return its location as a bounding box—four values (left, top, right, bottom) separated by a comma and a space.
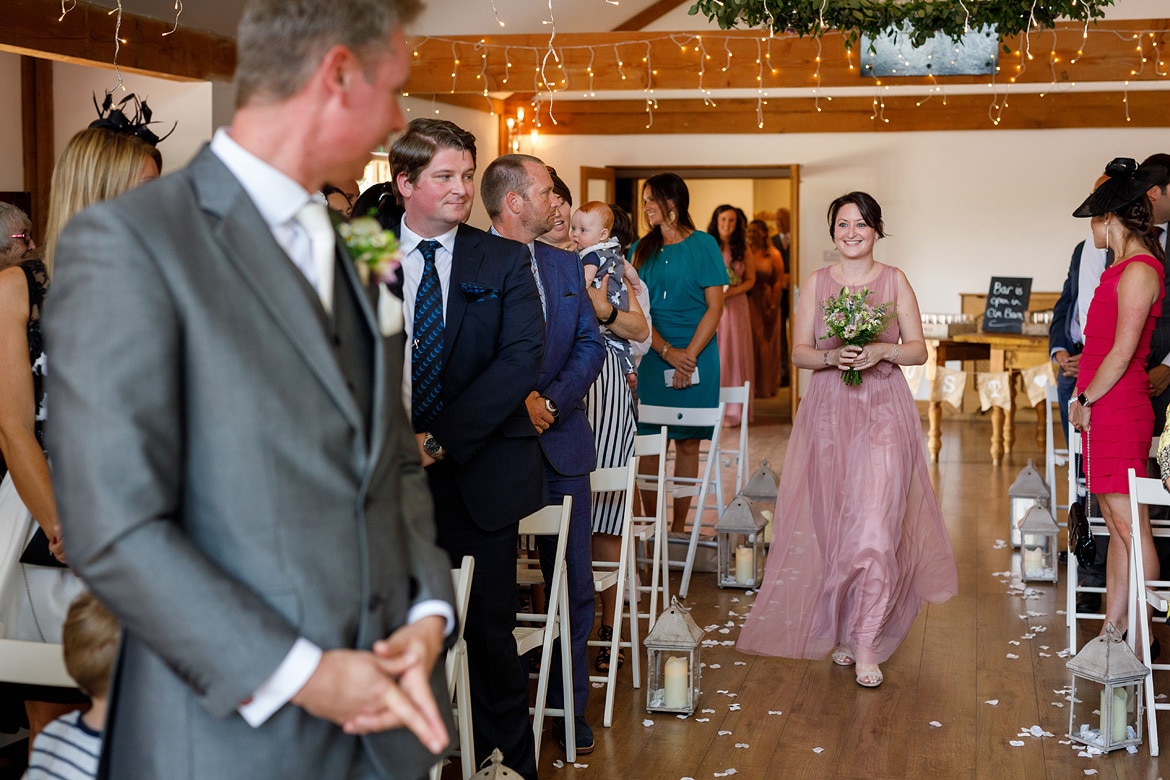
83, 0, 1170, 40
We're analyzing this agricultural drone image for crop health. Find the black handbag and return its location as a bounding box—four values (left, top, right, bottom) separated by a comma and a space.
19, 526, 67, 569
1068, 500, 1097, 569
1069, 428, 1097, 569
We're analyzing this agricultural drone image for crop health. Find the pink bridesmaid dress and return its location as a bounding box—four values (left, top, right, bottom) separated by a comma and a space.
717, 258, 754, 426
738, 265, 957, 664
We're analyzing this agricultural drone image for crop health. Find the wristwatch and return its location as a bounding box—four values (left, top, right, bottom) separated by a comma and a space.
422, 432, 445, 460
543, 397, 559, 419
1076, 392, 1094, 408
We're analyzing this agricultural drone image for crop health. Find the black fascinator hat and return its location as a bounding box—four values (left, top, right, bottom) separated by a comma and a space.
1073, 157, 1166, 218
89, 92, 175, 147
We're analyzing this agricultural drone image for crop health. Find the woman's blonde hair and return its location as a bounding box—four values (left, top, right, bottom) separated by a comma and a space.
43, 127, 156, 275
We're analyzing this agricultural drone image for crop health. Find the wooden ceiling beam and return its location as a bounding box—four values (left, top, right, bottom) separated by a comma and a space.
498, 90, 1169, 134
0, 0, 236, 82
404, 19, 1170, 95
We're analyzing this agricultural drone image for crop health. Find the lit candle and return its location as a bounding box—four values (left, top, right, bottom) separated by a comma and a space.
1023, 547, 1042, 575
735, 546, 755, 584
663, 655, 689, 709
1100, 687, 1129, 743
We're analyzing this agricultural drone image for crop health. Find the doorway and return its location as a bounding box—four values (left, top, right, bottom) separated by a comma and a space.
580, 165, 800, 419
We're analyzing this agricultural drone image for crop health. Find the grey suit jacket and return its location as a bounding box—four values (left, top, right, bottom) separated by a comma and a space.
44, 146, 455, 780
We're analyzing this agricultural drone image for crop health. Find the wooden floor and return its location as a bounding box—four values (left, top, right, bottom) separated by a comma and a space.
477, 398, 1168, 780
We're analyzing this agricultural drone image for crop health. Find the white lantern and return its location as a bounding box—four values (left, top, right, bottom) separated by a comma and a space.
1018, 504, 1059, 583
1066, 623, 1149, 752
715, 495, 767, 589
644, 597, 704, 715
740, 459, 779, 546
741, 460, 779, 506
1007, 459, 1048, 548
470, 749, 522, 779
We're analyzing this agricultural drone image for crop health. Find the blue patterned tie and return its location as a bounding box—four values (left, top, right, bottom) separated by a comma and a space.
412, 240, 444, 431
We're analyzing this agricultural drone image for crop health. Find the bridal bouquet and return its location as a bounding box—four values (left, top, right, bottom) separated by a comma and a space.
820, 286, 895, 386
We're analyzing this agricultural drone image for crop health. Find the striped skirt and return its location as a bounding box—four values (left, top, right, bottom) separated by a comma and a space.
586, 349, 637, 535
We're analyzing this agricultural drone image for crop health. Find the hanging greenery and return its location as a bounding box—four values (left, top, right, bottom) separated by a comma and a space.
688, 0, 1116, 48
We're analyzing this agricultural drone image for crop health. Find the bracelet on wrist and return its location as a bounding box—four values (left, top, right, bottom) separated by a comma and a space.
891, 344, 899, 363
660, 343, 672, 360
600, 304, 619, 326
823, 350, 830, 367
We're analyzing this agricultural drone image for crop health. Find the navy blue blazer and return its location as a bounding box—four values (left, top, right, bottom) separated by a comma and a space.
428, 223, 547, 532
532, 241, 606, 477
1049, 240, 1084, 357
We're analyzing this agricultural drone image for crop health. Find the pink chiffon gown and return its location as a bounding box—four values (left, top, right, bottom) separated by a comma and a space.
718, 259, 755, 426
738, 265, 957, 664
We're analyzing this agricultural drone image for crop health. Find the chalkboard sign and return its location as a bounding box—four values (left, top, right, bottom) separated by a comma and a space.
982, 277, 1032, 333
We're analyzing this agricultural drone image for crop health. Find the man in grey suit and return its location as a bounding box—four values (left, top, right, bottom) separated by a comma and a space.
43, 2, 455, 778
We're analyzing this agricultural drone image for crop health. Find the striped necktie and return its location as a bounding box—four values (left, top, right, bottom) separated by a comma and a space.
412, 240, 444, 431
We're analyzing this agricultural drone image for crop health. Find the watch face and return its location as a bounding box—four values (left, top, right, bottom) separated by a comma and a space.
424, 436, 440, 455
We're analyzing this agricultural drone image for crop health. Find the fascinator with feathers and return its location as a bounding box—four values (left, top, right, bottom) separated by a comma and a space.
89, 92, 175, 147
1073, 157, 1166, 218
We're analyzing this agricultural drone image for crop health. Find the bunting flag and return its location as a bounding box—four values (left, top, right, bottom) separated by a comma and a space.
902, 363, 924, 395
1020, 363, 1056, 407
977, 371, 1013, 411
930, 365, 966, 409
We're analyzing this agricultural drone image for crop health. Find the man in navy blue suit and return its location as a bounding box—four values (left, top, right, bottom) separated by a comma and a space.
390, 121, 546, 780
481, 155, 605, 755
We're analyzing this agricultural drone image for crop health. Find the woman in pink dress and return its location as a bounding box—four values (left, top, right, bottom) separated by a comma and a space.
746, 219, 785, 398
738, 192, 957, 688
1069, 157, 1166, 645
707, 205, 754, 425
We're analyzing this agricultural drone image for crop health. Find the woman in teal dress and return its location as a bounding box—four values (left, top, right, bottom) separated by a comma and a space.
633, 173, 728, 532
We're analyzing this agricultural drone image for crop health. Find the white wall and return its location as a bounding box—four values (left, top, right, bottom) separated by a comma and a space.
530, 128, 1170, 313
52, 62, 213, 173
0, 53, 22, 191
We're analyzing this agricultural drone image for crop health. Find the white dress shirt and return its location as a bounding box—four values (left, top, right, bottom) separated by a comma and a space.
211, 130, 453, 727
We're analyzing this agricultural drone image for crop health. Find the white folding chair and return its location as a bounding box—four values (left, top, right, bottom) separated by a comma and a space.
631, 428, 670, 629
587, 456, 640, 728
0, 639, 74, 688
1066, 425, 1109, 652
716, 383, 751, 510
514, 497, 575, 763
1126, 468, 1170, 757
1043, 382, 1069, 517
1067, 432, 1160, 653
430, 556, 476, 780
637, 402, 726, 599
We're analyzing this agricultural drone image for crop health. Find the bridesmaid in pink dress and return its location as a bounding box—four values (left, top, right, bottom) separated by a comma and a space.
707, 205, 755, 425
1069, 157, 1166, 641
746, 219, 785, 398
738, 192, 957, 688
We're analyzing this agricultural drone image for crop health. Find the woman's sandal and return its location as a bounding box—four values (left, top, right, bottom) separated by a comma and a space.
831, 646, 855, 667
855, 665, 884, 688
595, 625, 614, 673
595, 625, 626, 673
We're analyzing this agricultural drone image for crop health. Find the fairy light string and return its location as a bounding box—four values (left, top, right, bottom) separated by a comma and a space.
162, 0, 183, 37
